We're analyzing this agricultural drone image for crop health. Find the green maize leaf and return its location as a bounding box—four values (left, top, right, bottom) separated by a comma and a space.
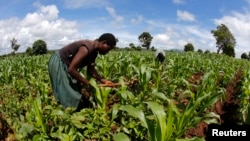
245, 104, 250, 124
145, 68, 152, 82
122, 127, 130, 134
202, 112, 220, 124
18, 123, 34, 137
119, 105, 148, 128
119, 77, 127, 88
43, 105, 54, 110
33, 98, 47, 133
100, 86, 112, 109
89, 78, 111, 109
119, 90, 135, 103
131, 65, 139, 75
70, 115, 86, 129
165, 100, 174, 141
32, 134, 45, 141
51, 109, 66, 116
152, 88, 168, 101
179, 90, 195, 100
113, 133, 130, 141
50, 132, 70, 141
110, 103, 119, 122
197, 92, 223, 115
90, 79, 102, 108
146, 119, 157, 141
176, 93, 211, 134
146, 102, 167, 141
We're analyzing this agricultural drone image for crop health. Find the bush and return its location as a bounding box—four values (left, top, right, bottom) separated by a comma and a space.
25, 47, 33, 55
241, 53, 249, 60
32, 39, 47, 55
184, 43, 194, 52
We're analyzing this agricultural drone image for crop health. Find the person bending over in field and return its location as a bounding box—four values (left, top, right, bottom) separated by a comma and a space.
155, 49, 165, 63
48, 33, 116, 111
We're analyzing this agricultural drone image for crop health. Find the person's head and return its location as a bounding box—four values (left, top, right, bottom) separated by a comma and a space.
155, 50, 165, 63
97, 33, 116, 55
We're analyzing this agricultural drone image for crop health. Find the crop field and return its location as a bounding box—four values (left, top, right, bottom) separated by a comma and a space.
1, 50, 250, 141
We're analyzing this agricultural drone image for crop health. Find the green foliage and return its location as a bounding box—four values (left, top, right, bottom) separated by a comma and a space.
204, 50, 210, 54
211, 24, 236, 57
1, 51, 250, 140
90, 79, 112, 110
197, 49, 203, 54
129, 43, 135, 48
138, 32, 153, 50
222, 43, 235, 57
241, 53, 249, 60
240, 70, 250, 124
32, 39, 48, 55
113, 133, 130, 141
184, 43, 194, 52
25, 47, 33, 55
10, 38, 20, 54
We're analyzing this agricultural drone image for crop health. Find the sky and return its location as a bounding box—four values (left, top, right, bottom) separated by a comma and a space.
0, 0, 249, 58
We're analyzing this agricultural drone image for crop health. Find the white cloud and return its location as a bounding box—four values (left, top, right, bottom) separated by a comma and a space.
0, 4, 82, 55
173, 0, 185, 4
214, 11, 250, 57
131, 14, 143, 24
177, 10, 196, 22
64, 0, 108, 9
147, 20, 215, 52
153, 34, 170, 47
21, 5, 59, 27
1, 1, 248, 59
105, 7, 124, 25
186, 26, 214, 41
115, 32, 139, 47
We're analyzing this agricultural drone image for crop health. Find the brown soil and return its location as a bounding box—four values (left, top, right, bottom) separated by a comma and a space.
0, 114, 14, 141
104, 71, 244, 139
184, 70, 243, 138
0, 70, 244, 140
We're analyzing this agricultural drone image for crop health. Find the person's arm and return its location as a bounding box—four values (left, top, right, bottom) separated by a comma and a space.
87, 63, 113, 84
67, 46, 91, 87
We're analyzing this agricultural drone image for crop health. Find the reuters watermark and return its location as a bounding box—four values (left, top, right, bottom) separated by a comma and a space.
206, 124, 250, 140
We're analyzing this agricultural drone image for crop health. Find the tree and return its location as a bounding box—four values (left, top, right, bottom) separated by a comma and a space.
241, 53, 248, 60
138, 32, 153, 50
151, 46, 156, 51
32, 39, 47, 55
129, 43, 136, 49
10, 38, 20, 54
204, 50, 210, 54
26, 47, 33, 55
197, 49, 203, 54
211, 24, 236, 57
222, 44, 235, 57
184, 43, 194, 52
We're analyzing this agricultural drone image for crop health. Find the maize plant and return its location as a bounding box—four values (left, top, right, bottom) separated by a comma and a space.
1, 51, 250, 141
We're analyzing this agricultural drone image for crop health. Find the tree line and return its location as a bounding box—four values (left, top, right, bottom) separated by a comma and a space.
9, 38, 48, 56
4, 23, 250, 60
137, 24, 249, 60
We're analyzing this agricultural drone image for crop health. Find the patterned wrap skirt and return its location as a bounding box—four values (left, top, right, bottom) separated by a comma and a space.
48, 51, 82, 109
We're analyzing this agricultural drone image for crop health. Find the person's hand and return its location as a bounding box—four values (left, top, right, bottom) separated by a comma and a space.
100, 79, 115, 87
101, 79, 114, 85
